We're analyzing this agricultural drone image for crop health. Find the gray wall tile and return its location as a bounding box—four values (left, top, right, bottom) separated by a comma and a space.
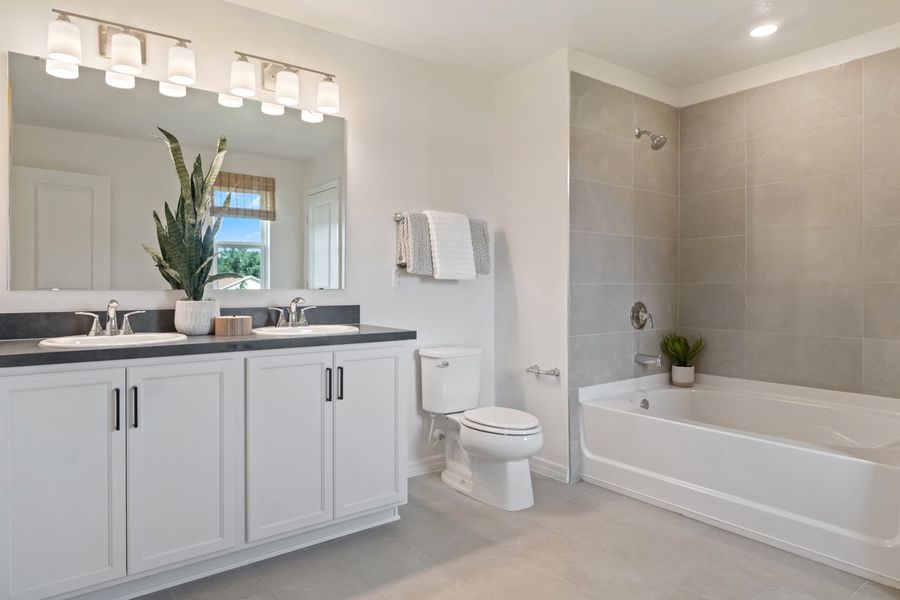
634, 190, 677, 239
570, 179, 634, 235
570, 232, 633, 283
748, 116, 862, 186
679, 284, 746, 330
680, 92, 746, 151
680, 188, 746, 240
680, 237, 746, 284
748, 229, 862, 284
747, 174, 862, 234
681, 141, 746, 194
747, 332, 862, 392
679, 328, 748, 378
864, 167, 900, 226
568, 333, 635, 388
746, 61, 862, 138
864, 48, 900, 113
569, 283, 633, 335
633, 283, 677, 329
570, 73, 634, 138
634, 237, 677, 284
864, 283, 900, 339
747, 282, 863, 338
571, 126, 634, 186
863, 338, 900, 397
864, 225, 900, 282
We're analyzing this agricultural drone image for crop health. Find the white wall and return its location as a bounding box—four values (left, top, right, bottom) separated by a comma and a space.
0, 0, 495, 472
493, 50, 571, 481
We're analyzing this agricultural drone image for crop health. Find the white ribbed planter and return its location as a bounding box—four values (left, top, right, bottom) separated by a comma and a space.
671, 366, 696, 388
174, 299, 220, 335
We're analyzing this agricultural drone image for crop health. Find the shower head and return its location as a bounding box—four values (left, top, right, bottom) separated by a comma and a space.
634, 127, 668, 150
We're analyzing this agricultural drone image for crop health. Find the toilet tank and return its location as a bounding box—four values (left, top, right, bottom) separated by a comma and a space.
420, 347, 483, 414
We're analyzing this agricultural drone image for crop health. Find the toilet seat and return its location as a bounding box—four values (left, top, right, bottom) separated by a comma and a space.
451, 407, 542, 436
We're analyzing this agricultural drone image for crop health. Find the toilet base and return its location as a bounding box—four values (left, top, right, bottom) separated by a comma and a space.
441, 457, 535, 511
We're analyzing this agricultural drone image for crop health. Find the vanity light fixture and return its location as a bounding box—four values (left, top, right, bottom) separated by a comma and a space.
301, 109, 324, 124
45, 59, 79, 79
317, 75, 340, 114
105, 71, 135, 89
275, 69, 300, 106
110, 30, 142, 75
750, 23, 778, 37
235, 51, 339, 119
230, 55, 256, 97
47, 9, 193, 83
159, 81, 187, 97
47, 13, 82, 64
218, 93, 243, 108
168, 41, 196, 85
261, 101, 285, 116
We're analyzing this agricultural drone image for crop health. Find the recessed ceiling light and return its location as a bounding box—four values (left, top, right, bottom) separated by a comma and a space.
750, 24, 778, 38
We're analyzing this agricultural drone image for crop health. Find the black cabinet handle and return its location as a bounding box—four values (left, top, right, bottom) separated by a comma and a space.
114, 388, 121, 431
337, 366, 344, 400
131, 386, 139, 428
325, 367, 332, 402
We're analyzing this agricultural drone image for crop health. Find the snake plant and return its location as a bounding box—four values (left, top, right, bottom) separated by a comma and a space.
144, 128, 237, 301
660, 333, 706, 368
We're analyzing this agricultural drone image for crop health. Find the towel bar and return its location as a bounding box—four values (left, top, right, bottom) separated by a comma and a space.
393, 212, 404, 222
525, 364, 561, 377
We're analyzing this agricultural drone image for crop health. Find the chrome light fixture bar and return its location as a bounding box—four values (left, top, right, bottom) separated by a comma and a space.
48, 8, 195, 95
234, 51, 339, 117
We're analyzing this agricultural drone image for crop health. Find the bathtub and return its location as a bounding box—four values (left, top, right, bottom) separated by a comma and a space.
579, 374, 900, 587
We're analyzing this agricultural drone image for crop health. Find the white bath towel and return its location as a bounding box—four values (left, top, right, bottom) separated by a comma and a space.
423, 210, 476, 280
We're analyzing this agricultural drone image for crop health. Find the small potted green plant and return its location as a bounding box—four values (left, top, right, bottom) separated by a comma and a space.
660, 333, 706, 387
144, 128, 237, 335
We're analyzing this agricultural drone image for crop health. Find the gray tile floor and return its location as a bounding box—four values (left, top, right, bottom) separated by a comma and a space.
142, 474, 899, 600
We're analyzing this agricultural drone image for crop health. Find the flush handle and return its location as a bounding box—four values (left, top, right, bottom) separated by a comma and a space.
436, 361, 450, 368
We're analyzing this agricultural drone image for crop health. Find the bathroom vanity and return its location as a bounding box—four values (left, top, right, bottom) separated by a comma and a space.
0, 323, 415, 600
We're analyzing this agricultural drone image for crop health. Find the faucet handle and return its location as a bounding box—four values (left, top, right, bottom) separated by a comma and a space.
268, 307, 287, 327
74, 312, 102, 336
299, 306, 317, 327
121, 311, 146, 335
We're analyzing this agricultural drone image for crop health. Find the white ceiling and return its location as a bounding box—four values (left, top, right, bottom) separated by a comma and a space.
223, 0, 900, 87
9, 53, 344, 162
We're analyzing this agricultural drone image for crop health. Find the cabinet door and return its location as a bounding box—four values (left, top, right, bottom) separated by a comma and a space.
126, 358, 239, 573
246, 352, 333, 541
334, 348, 406, 518
0, 368, 126, 600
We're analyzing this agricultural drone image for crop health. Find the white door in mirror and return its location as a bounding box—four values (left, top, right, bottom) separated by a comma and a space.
39, 332, 188, 348
252, 325, 359, 336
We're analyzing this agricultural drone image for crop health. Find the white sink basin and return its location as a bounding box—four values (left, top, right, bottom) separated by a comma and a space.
252, 325, 360, 336
39, 332, 188, 349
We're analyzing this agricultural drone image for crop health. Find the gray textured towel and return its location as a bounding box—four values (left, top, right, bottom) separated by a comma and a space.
470, 218, 491, 275
396, 212, 490, 276
396, 213, 434, 275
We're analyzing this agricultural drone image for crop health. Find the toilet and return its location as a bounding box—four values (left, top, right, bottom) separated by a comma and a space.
420, 347, 543, 511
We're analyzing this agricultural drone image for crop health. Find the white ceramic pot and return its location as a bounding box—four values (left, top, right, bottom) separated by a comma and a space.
174, 299, 220, 335
671, 365, 696, 388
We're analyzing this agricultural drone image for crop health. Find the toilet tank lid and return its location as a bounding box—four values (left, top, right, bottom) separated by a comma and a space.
420, 346, 483, 358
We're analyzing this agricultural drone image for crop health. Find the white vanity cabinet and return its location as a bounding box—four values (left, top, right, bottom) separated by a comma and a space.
245, 346, 405, 540
0, 341, 408, 600
125, 358, 240, 573
0, 369, 126, 600
246, 351, 334, 541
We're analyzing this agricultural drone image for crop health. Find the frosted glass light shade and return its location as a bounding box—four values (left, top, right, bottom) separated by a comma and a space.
47, 16, 82, 64
301, 109, 324, 124
298, 71, 318, 110
261, 102, 285, 116
110, 32, 142, 75
218, 93, 243, 108
159, 81, 186, 97
316, 77, 340, 114
275, 70, 299, 106
230, 59, 256, 97
105, 71, 135, 89
168, 44, 196, 85
45, 59, 79, 79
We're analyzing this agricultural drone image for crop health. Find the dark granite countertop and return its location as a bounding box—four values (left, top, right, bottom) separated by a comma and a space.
0, 325, 417, 368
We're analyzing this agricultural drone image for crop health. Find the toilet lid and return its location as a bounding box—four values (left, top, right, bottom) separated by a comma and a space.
462, 407, 540, 431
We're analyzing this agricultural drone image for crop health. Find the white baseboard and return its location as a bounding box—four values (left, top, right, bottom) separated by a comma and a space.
529, 456, 568, 482
408, 454, 445, 477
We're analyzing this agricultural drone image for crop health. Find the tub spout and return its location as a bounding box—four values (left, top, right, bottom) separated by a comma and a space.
635, 353, 662, 367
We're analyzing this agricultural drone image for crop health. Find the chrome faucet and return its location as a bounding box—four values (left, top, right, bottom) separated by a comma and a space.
635, 353, 662, 367
105, 300, 120, 336
287, 297, 317, 327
